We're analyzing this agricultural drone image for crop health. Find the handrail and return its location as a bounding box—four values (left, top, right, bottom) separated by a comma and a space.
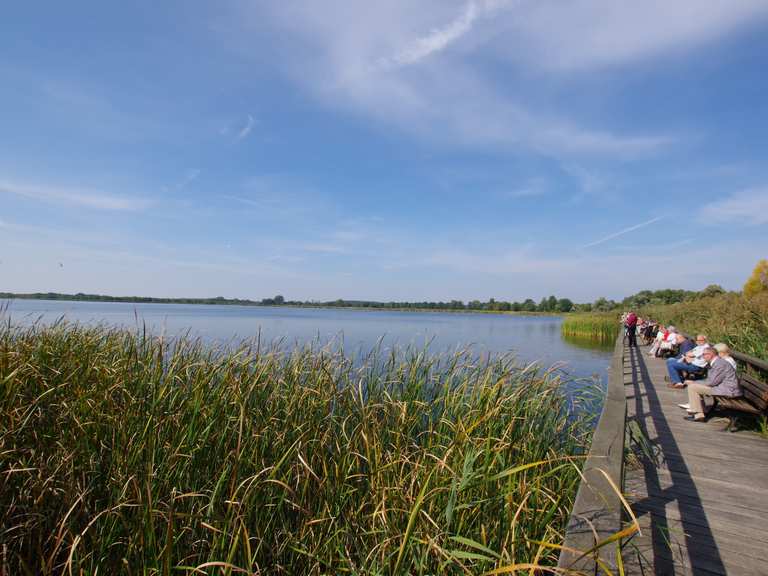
730, 351, 768, 374
558, 333, 626, 573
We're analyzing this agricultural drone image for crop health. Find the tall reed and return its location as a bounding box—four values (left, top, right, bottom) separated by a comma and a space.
561, 313, 621, 344
0, 321, 597, 574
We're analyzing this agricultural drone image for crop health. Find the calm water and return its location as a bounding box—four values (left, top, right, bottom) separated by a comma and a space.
2, 299, 611, 384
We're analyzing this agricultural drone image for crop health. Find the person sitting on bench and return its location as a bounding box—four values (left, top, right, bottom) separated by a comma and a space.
657, 326, 679, 357
680, 346, 741, 422
642, 321, 658, 345
666, 334, 709, 388
714, 342, 737, 370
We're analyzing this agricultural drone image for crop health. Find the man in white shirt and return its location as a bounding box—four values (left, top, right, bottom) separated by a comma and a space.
667, 334, 709, 388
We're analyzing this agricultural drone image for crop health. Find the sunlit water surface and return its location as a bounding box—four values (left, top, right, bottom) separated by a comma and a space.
3, 300, 612, 389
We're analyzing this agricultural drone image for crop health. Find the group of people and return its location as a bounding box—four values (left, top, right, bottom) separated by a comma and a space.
622, 313, 742, 422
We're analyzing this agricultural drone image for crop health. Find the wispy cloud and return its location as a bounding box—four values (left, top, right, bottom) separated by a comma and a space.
237, 114, 255, 141
698, 187, 768, 226
162, 169, 201, 193
380, 0, 517, 68
581, 215, 665, 249
301, 243, 351, 254
498, 0, 768, 71
381, 2, 478, 68
247, 1, 674, 159
0, 180, 151, 211
505, 178, 548, 199
179, 169, 201, 189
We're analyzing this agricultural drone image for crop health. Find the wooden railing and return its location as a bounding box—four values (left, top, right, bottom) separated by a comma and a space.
557, 333, 626, 573
728, 350, 768, 373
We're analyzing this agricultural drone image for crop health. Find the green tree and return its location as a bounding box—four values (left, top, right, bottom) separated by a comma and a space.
556, 298, 574, 312
593, 297, 616, 312
744, 259, 768, 298
699, 284, 726, 299
546, 295, 558, 311
521, 298, 537, 312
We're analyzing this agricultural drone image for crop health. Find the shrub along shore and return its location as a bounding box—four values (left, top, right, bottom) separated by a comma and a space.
0, 321, 597, 574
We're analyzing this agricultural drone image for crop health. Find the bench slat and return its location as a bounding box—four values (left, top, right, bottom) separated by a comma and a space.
741, 373, 768, 397
714, 397, 762, 415
739, 375, 768, 410
741, 388, 768, 411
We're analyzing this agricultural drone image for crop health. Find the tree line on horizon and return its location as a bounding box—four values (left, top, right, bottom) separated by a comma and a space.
0, 283, 740, 314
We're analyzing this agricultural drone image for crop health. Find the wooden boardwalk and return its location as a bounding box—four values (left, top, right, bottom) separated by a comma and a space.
622, 343, 768, 575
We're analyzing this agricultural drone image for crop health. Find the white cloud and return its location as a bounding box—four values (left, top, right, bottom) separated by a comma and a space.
232, 1, 676, 159
497, 0, 768, 71
381, 1, 519, 68
505, 178, 547, 199
237, 114, 255, 141
698, 188, 768, 226
394, 2, 476, 65
381, 1, 479, 68
0, 180, 151, 211
227, 0, 766, 160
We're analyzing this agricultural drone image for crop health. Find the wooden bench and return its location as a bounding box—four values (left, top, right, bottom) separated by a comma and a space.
710, 372, 768, 431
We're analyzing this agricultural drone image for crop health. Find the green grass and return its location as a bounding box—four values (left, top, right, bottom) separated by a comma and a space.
0, 320, 598, 575
560, 313, 621, 344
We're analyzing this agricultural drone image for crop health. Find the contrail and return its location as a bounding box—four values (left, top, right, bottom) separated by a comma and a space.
581, 215, 665, 249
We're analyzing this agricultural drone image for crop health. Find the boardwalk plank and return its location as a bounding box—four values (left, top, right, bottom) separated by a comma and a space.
622, 343, 768, 575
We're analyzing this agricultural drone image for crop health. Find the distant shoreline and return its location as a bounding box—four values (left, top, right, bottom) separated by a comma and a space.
0, 292, 560, 316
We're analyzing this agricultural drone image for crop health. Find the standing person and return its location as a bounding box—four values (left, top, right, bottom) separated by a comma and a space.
625, 311, 638, 347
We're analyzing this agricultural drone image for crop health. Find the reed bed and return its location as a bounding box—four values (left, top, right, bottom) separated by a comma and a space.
642, 292, 768, 361
560, 314, 621, 344
0, 320, 597, 575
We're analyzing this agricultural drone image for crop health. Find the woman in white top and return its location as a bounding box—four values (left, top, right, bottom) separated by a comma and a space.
649, 326, 675, 356
714, 343, 738, 370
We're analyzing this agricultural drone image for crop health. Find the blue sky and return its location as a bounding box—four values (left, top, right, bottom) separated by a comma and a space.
1, 1, 767, 302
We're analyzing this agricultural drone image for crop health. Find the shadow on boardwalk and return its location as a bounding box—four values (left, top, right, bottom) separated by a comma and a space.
621, 344, 768, 575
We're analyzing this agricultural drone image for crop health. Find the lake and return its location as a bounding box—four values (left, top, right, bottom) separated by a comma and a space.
1, 299, 612, 385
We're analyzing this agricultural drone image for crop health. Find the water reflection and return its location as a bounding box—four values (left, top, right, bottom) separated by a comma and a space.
561, 333, 615, 353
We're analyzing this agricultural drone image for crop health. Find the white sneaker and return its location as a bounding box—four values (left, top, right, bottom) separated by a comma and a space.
678, 403, 690, 410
